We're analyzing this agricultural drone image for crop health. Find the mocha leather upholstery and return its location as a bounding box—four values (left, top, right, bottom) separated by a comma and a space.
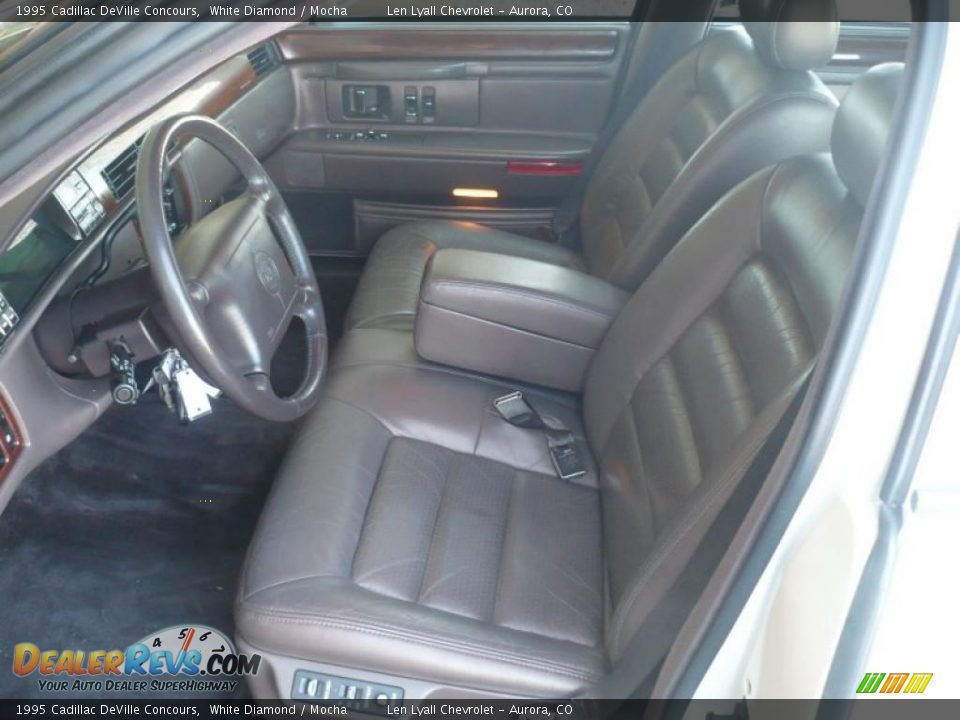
345, 4, 839, 331
831, 62, 904, 206
416, 249, 627, 391
577, 22, 837, 289
589, 153, 861, 657
346, 220, 583, 331
237, 65, 903, 697
238, 365, 604, 696
740, 0, 840, 69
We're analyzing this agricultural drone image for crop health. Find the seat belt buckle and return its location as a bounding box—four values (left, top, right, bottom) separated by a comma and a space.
495, 391, 586, 480
547, 432, 586, 480
494, 391, 544, 429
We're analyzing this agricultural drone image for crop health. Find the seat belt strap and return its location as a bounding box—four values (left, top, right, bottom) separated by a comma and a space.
587, 367, 815, 699
494, 391, 586, 480
493, 390, 544, 429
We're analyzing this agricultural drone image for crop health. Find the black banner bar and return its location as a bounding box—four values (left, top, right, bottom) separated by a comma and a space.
2, 699, 960, 719
0, 0, 929, 22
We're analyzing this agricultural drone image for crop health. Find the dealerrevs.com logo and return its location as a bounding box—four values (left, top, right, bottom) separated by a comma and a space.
12, 625, 260, 693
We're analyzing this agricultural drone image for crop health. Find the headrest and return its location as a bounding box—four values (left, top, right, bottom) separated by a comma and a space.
832, 63, 905, 206
740, 0, 840, 70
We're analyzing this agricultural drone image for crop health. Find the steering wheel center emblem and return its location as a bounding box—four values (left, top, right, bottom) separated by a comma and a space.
254, 251, 281, 295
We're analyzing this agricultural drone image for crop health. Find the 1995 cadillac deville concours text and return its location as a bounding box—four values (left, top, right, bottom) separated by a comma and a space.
16, 704, 347, 715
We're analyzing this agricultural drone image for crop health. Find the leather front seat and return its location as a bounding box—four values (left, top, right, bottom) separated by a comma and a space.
235, 64, 904, 698
344, 1, 840, 331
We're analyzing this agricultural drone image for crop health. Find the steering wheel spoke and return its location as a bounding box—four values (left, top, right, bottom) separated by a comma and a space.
136, 114, 327, 422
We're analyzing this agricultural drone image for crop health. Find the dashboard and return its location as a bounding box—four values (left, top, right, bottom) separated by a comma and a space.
0, 168, 184, 339
0, 172, 105, 317
0, 149, 186, 352
0, 42, 290, 361
0, 38, 294, 497
0, 215, 76, 319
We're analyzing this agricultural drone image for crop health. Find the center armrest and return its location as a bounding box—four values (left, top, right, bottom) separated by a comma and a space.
416, 249, 628, 391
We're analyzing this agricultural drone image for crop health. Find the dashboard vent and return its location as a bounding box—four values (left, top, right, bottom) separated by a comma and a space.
247, 43, 280, 78
101, 136, 143, 199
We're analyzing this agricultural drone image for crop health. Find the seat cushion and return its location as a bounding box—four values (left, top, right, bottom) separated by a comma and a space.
239, 59, 899, 701
345, 220, 584, 332
236, 361, 605, 696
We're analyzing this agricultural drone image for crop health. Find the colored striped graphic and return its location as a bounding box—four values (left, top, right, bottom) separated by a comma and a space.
903, 673, 934, 694
857, 672, 933, 694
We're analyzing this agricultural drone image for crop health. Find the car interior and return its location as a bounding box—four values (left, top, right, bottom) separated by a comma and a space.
0, 0, 914, 702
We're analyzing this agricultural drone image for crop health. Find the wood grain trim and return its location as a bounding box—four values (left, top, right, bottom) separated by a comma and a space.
276, 27, 620, 62
0, 392, 23, 486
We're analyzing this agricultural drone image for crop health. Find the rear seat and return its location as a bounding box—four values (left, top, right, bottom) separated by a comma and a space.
344, 1, 840, 332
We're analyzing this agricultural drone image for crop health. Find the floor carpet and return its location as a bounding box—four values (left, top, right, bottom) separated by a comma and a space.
0, 383, 301, 698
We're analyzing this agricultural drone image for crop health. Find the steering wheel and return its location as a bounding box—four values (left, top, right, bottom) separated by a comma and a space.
135, 114, 326, 422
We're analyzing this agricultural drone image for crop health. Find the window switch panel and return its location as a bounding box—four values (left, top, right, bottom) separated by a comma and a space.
404, 86, 418, 122
422, 86, 436, 122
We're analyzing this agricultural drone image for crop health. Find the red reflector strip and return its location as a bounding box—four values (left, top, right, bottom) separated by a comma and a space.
507, 161, 583, 176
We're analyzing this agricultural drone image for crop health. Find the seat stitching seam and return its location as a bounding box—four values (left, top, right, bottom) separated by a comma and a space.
427, 280, 617, 321
662, 352, 706, 484
319, 396, 393, 435
416, 453, 455, 604
682, 89, 837, 180
351, 309, 418, 330
716, 289, 761, 412
472, 400, 488, 457
243, 572, 341, 600
623, 405, 657, 541
243, 609, 601, 681
597, 170, 773, 452
327, 359, 583, 412
609, 436, 761, 643
349, 438, 396, 583
420, 300, 600, 352
489, 471, 516, 626
773, 251, 823, 350
609, 389, 795, 642
320, 381, 589, 481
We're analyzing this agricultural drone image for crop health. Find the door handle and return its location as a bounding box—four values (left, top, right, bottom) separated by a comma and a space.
335, 62, 487, 80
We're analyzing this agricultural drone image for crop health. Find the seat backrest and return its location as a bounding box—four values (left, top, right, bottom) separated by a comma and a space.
579, 1, 840, 290
581, 63, 904, 660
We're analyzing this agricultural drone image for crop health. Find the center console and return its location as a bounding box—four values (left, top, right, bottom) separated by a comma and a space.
416, 249, 627, 392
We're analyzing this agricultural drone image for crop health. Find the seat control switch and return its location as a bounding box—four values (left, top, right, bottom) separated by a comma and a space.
291, 669, 402, 712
